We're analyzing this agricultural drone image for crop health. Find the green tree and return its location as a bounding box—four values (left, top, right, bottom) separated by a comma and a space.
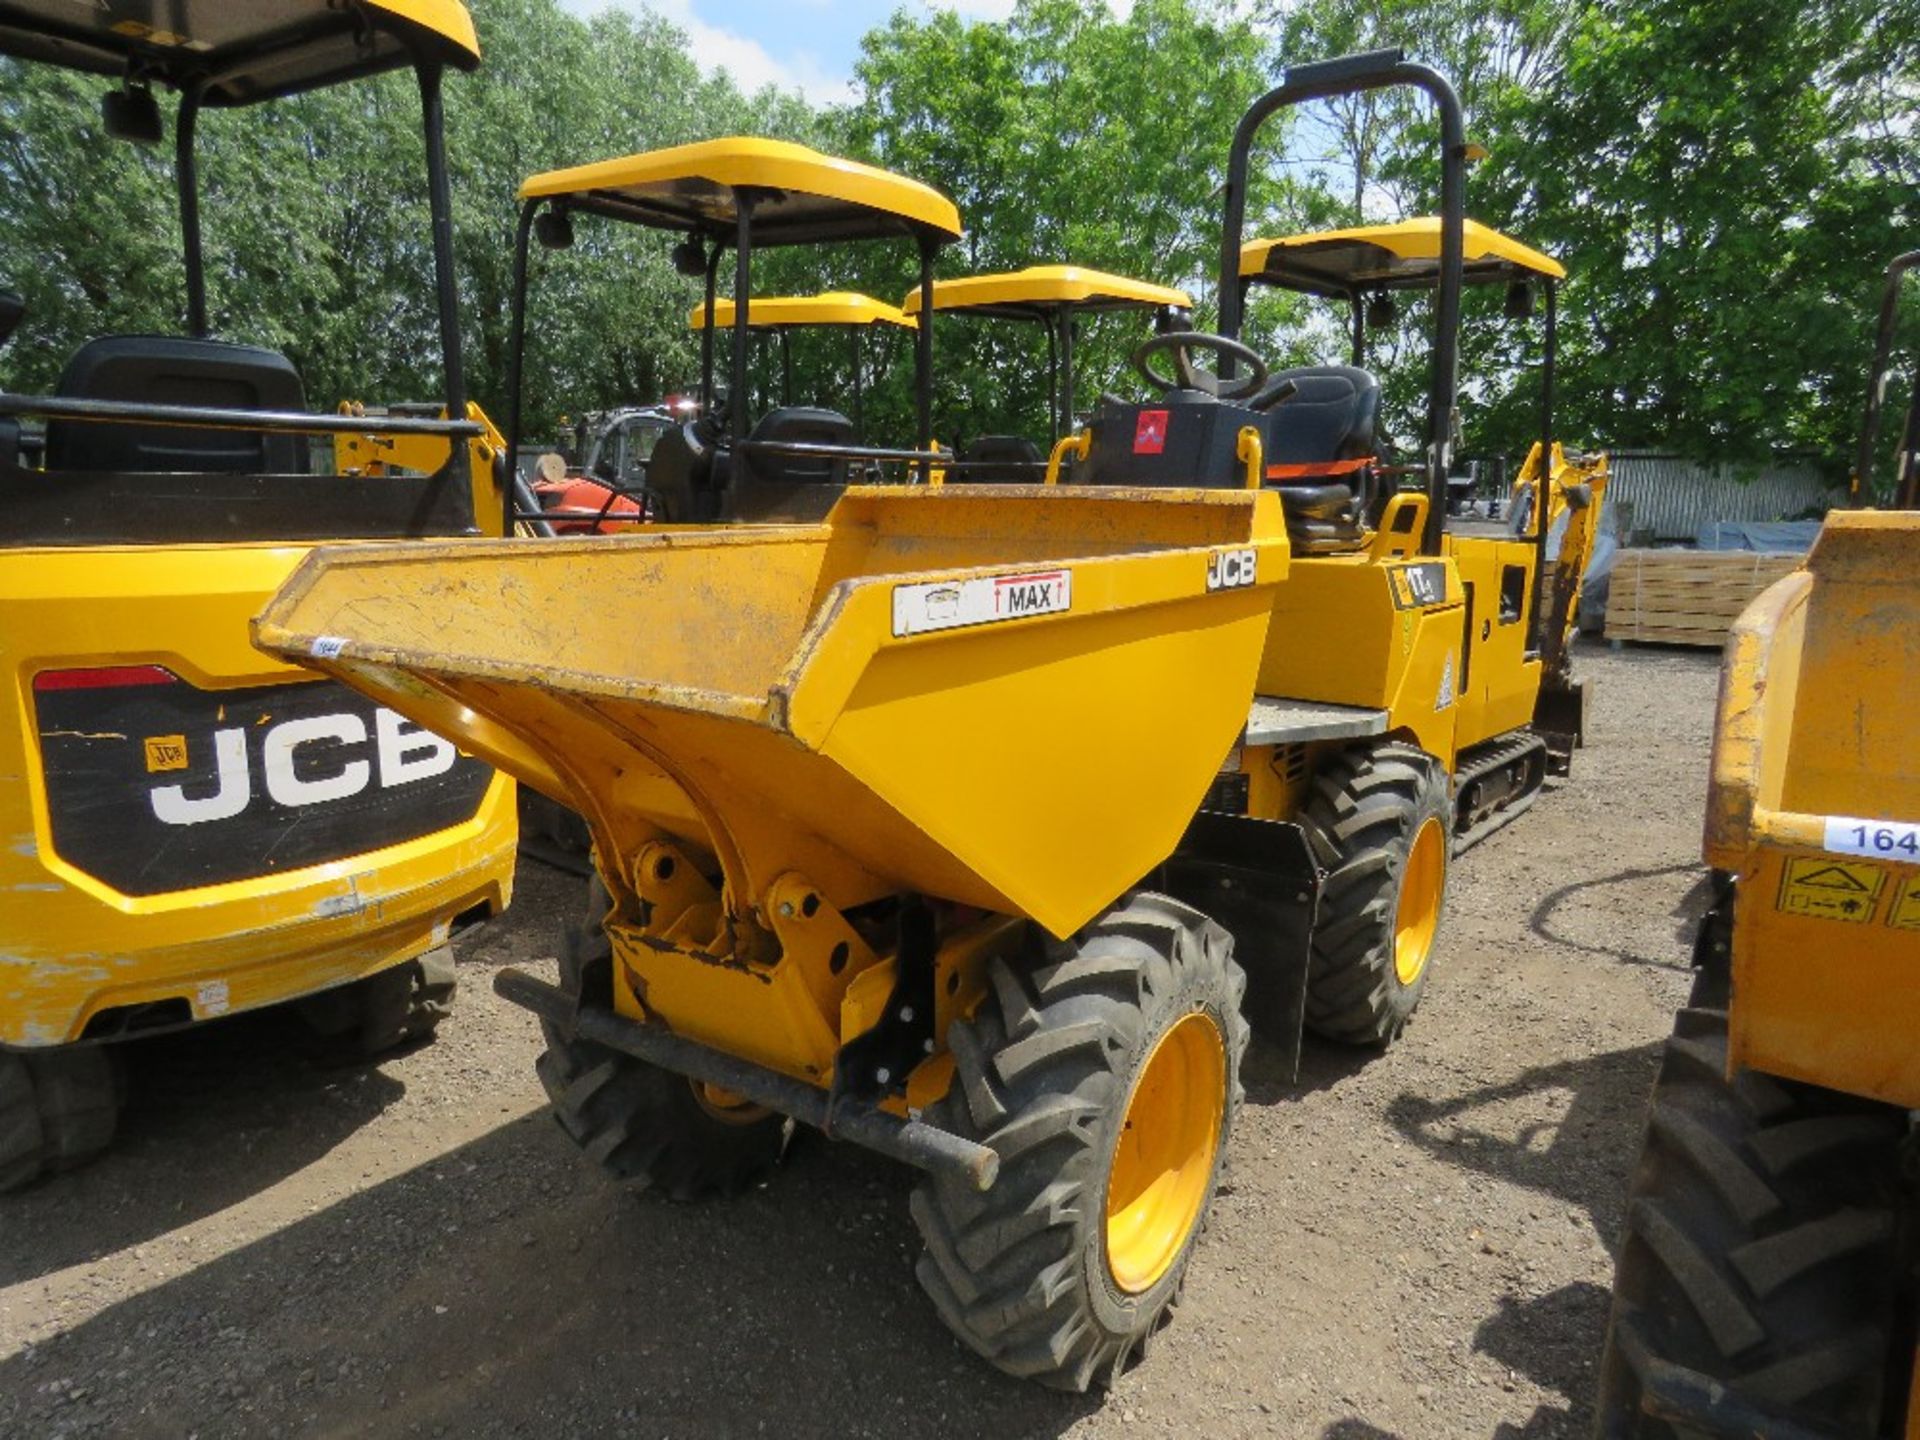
1493, 0, 1919, 472
838, 0, 1291, 445
0, 0, 828, 441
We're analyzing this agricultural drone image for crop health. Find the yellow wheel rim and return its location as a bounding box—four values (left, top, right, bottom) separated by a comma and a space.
691, 1080, 770, 1125
1104, 1011, 1227, 1295
1394, 817, 1446, 987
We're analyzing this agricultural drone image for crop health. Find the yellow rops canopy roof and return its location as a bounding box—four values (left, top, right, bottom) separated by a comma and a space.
521, 138, 963, 247
902, 265, 1192, 320
0, 0, 479, 103
689, 292, 917, 331
1240, 218, 1565, 297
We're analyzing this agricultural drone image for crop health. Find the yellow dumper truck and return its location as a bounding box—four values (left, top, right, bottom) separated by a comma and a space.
1595, 255, 1919, 1439
257, 49, 1605, 1388
0, 1, 516, 1190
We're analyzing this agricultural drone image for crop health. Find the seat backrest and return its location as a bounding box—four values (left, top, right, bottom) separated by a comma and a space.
0, 292, 23, 350
1262, 365, 1379, 468
644, 421, 720, 522
723, 406, 854, 522
44, 335, 306, 474
741, 406, 854, 485
953, 434, 1043, 484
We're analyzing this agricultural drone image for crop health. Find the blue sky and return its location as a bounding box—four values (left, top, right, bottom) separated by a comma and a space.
556, 1, 1084, 106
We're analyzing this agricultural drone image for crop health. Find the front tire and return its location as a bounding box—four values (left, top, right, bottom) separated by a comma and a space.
534, 878, 786, 1200
911, 892, 1247, 1391
1595, 971, 1912, 1437
1298, 740, 1451, 1045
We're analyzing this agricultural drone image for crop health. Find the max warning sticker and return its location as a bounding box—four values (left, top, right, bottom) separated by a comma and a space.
892, 569, 1072, 637
1775, 856, 1887, 924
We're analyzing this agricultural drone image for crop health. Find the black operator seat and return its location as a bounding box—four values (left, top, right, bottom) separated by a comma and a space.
43, 335, 307, 473
952, 434, 1043, 484
721, 405, 854, 523
1258, 364, 1381, 554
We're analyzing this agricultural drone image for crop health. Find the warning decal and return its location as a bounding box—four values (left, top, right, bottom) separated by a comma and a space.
1887, 874, 1920, 932
1435, 652, 1456, 711
1775, 856, 1887, 924
1133, 409, 1170, 455
892, 569, 1072, 637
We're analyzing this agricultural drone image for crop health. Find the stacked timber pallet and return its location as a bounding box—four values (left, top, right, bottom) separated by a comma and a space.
1604, 548, 1803, 648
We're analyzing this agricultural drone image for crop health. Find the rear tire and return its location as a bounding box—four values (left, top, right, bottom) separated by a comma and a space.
355, 945, 458, 1055
534, 878, 786, 1200
0, 1046, 123, 1192
911, 892, 1247, 1391
1595, 971, 1913, 1437
1298, 740, 1451, 1045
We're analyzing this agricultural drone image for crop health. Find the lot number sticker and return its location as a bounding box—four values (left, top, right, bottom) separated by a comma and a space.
1775, 856, 1887, 924
1823, 815, 1920, 861
892, 569, 1071, 637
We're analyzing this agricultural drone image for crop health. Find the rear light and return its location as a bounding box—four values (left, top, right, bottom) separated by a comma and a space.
32, 665, 180, 692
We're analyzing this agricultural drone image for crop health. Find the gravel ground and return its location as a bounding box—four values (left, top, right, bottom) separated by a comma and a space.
0, 640, 1722, 1439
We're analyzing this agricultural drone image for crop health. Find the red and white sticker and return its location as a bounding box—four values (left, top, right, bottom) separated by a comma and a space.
1133, 409, 1170, 454
892, 569, 1072, 637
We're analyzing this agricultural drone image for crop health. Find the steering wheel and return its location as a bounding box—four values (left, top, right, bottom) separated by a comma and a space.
1130, 331, 1269, 402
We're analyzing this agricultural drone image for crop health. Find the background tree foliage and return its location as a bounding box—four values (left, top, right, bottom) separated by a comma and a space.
0, 0, 1913, 476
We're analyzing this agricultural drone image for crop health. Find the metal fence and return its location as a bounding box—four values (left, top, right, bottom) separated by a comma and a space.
1603, 451, 1833, 543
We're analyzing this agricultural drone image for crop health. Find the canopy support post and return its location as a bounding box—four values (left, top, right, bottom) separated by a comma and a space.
417, 58, 470, 498
916, 233, 936, 481
177, 84, 208, 338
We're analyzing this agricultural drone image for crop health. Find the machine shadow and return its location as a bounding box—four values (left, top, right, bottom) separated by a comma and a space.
1243, 1031, 1381, 1107
1527, 862, 1711, 971
1, 864, 572, 1288
0, 1116, 1101, 1439
1384, 1042, 1663, 1245
0, 1007, 408, 1286
1475, 1281, 1614, 1438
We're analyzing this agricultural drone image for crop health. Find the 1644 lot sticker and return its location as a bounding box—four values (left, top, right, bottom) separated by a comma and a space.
1823, 815, 1920, 861
892, 569, 1071, 637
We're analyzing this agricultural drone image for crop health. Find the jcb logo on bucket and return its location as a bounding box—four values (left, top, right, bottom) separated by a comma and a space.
1207, 548, 1257, 591
150, 709, 457, 826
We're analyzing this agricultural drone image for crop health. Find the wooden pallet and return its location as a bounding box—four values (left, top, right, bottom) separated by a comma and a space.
1605, 549, 1803, 648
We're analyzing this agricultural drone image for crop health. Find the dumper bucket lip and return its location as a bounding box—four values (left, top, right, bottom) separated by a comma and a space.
1703, 510, 1920, 867
254, 524, 826, 725
254, 485, 1289, 735
253, 483, 1293, 940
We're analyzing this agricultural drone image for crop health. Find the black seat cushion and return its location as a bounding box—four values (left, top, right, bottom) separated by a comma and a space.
44, 335, 306, 473
724, 406, 854, 522
953, 434, 1043, 484
1262, 365, 1379, 468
